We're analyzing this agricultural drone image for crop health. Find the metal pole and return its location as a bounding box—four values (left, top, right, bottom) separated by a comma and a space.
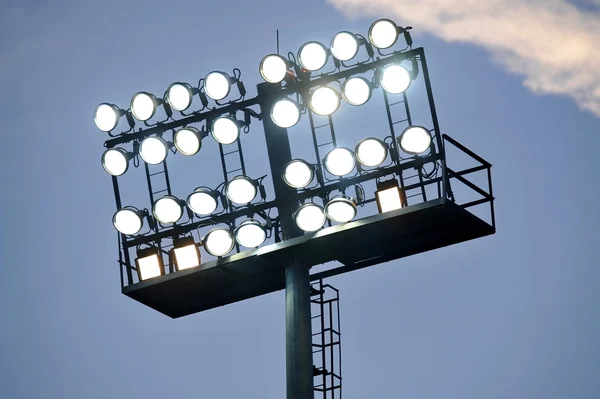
257, 82, 314, 399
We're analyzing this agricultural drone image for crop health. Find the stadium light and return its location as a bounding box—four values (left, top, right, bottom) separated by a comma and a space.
271, 98, 301, 128
324, 147, 355, 176
295, 202, 326, 232
139, 136, 169, 165
187, 187, 218, 216
342, 76, 373, 106
309, 86, 341, 116
211, 116, 242, 145
355, 137, 387, 167
153, 196, 183, 224
298, 41, 329, 71
172, 237, 201, 271
135, 247, 164, 281
167, 82, 197, 112
260, 54, 293, 84
283, 159, 314, 189
375, 179, 405, 213
174, 127, 203, 156
235, 219, 267, 248
203, 227, 235, 257
101, 148, 134, 176
325, 196, 357, 223
225, 176, 258, 205
113, 206, 144, 236
399, 126, 432, 155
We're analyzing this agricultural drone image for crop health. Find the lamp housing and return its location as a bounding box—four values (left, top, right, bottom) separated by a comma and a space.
172, 237, 201, 271
375, 179, 406, 213
135, 246, 165, 281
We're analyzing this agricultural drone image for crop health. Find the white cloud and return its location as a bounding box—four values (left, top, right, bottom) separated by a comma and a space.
327, 0, 600, 117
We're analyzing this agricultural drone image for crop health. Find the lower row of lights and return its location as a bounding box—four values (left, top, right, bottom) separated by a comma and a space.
133, 195, 359, 281
134, 178, 406, 281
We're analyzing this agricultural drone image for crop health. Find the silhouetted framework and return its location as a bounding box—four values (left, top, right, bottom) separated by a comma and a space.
97, 21, 496, 399
311, 280, 342, 398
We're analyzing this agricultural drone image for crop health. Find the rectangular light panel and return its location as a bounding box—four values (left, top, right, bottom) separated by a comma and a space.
174, 245, 201, 270
376, 186, 403, 213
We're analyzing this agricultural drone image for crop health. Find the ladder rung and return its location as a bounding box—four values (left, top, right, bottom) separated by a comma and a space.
392, 119, 409, 125
153, 189, 168, 194
388, 100, 405, 106
314, 123, 330, 129
149, 171, 165, 177
227, 168, 243, 173
311, 315, 322, 319
317, 141, 333, 147
223, 150, 239, 156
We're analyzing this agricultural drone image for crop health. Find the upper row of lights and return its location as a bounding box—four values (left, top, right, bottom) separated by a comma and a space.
93, 19, 411, 136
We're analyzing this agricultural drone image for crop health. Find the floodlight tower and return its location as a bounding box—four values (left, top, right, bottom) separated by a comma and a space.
93, 19, 496, 399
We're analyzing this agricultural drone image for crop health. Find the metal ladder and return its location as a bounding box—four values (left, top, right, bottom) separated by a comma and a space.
218, 139, 247, 184
382, 90, 429, 204
311, 279, 342, 398
308, 111, 337, 177
143, 159, 174, 273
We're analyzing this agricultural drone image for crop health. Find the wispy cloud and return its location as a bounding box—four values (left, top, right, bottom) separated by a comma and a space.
327, 0, 600, 117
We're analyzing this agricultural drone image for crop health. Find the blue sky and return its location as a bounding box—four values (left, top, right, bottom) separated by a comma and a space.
1, 1, 599, 398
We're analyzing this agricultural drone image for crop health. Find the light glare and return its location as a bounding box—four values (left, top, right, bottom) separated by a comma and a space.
260, 54, 288, 83
211, 117, 240, 145
400, 126, 432, 155
324, 148, 355, 176
167, 83, 193, 111
369, 19, 399, 49
137, 253, 162, 280
309, 86, 340, 116
140, 136, 168, 165
174, 128, 202, 156
131, 92, 157, 121
325, 197, 357, 223
102, 148, 129, 176
377, 187, 403, 213
187, 189, 217, 215
295, 203, 326, 232
94, 103, 120, 132
271, 98, 301, 128
342, 77, 371, 106
381, 65, 411, 94
356, 138, 387, 167
153, 196, 183, 224
235, 220, 266, 248
283, 160, 313, 188
226, 177, 257, 205
331, 32, 359, 61
113, 208, 143, 235
204, 72, 230, 101
204, 228, 235, 257
298, 42, 328, 71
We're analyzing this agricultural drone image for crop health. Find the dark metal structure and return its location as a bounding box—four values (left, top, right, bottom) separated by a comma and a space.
311, 280, 342, 398
99, 28, 495, 399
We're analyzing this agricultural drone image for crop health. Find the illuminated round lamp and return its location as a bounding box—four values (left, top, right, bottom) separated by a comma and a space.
342, 76, 372, 106
380, 64, 411, 94
298, 41, 329, 71
271, 98, 301, 128
94, 103, 122, 132
355, 137, 387, 167
130, 91, 159, 121
203, 227, 235, 257
324, 147, 355, 177
295, 202, 326, 232
139, 136, 169, 165
330, 31, 359, 62
325, 196, 357, 223
204, 71, 232, 101
113, 206, 144, 235
309, 86, 340, 116
398, 126, 432, 155
259, 54, 290, 84
186, 187, 218, 216
282, 159, 314, 189
167, 82, 194, 112
101, 147, 133, 176
153, 195, 183, 224
235, 219, 267, 248
174, 127, 202, 156
225, 176, 257, 205
211, 116, 241, 145
368, 19, 400, 49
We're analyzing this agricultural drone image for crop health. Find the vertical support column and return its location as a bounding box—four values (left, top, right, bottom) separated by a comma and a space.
257, 82, 314, 399
418, 48, 449, 201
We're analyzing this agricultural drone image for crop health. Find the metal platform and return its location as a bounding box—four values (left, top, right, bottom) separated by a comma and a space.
123, 198, 494, 318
